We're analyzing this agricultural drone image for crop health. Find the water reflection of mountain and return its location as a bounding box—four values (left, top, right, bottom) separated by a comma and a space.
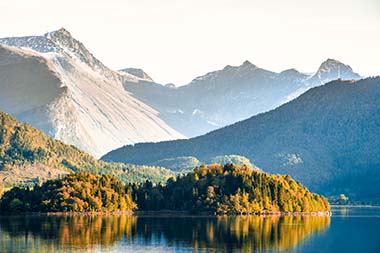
0, 215, 330, 253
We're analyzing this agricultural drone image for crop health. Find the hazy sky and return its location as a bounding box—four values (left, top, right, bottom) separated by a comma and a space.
1, 0, 379, 85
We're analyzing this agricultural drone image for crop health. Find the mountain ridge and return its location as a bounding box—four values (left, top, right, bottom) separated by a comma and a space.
0, 28, 364, 155
103, 77, 380, 202
123, 58, 361, 137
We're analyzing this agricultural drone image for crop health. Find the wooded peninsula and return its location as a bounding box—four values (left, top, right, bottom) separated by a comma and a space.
0, 164, 330, 214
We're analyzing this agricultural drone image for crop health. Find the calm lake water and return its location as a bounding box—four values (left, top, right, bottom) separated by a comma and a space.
0, 207, 379, 253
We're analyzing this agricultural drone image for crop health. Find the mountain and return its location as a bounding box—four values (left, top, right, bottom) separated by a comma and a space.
119, 68, 154, 82
0, 111, 175, 189
308, 59, 361, 86
0, 28, 183, 157
122, 59, 361, 137
0, 30, 361, 150
102, 77, 380, 202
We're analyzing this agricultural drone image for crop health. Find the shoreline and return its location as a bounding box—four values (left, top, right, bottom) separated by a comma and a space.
331, 204, 380, 208
0, 210, 332, 217
135, 210, 332, 217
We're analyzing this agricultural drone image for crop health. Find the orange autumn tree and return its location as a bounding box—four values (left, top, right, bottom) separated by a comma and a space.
132, 164, 330, 213
0, 172, 137, 212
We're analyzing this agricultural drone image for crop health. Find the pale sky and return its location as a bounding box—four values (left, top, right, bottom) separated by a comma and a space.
1, 0, 379, 85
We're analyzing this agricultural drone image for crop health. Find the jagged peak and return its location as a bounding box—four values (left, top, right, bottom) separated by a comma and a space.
0, 28, 121, 83
46, 27, 72, 37
242, 60, 255, 67
191, 60, 261, 83
324, 58, 342, 64
239, 60, 257, 71
119, 68, 154, 82
45, 28, 121, 81
44, 27, 77, 45
222, 60, 257, 71
308, 58, 362, 85
318, 58, 353, 72
44, 27, 79, 46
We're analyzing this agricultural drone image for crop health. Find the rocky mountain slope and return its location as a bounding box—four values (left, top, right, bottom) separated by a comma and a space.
103, 77, 380, 202
0, 28, 183, 157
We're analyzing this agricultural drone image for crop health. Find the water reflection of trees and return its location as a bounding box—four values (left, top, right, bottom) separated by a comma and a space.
133, 216, 330, 252
0, 215, 330, 252
0, 215, 137, 253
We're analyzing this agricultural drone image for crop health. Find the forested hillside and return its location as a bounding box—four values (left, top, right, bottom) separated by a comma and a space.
131, 164, 330, 213
0, 111, 175, 189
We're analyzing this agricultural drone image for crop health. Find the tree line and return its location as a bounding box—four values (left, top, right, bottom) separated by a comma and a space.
131, 163, 329, 214
0, 164, 330, 213
0, 172, 136, 212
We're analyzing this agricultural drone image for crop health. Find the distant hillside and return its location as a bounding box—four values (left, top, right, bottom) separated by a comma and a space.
103, 77, 380, 202
147, 154, 254, 172
123, 59, 361, 137
0, 111, 175, 189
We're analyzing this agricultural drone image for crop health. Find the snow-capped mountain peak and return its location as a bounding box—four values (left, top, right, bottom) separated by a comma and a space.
0, 34, 59, 53
46, 28, 121, 81
46, 27, 96, 66
0, 28, 121, 82
48, 27, 71, 36
317, 58, 350, 73
309, 58, 361, 86
0, 30, 184, 157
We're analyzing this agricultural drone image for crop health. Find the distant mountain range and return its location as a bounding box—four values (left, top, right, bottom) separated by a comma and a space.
123, 59, 361, 137
0, 28, 362, 157
0, 28, 183, 157
102, 77, 380, 202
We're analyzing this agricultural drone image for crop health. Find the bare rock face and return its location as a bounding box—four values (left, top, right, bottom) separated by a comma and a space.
0, 29, 183, 157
